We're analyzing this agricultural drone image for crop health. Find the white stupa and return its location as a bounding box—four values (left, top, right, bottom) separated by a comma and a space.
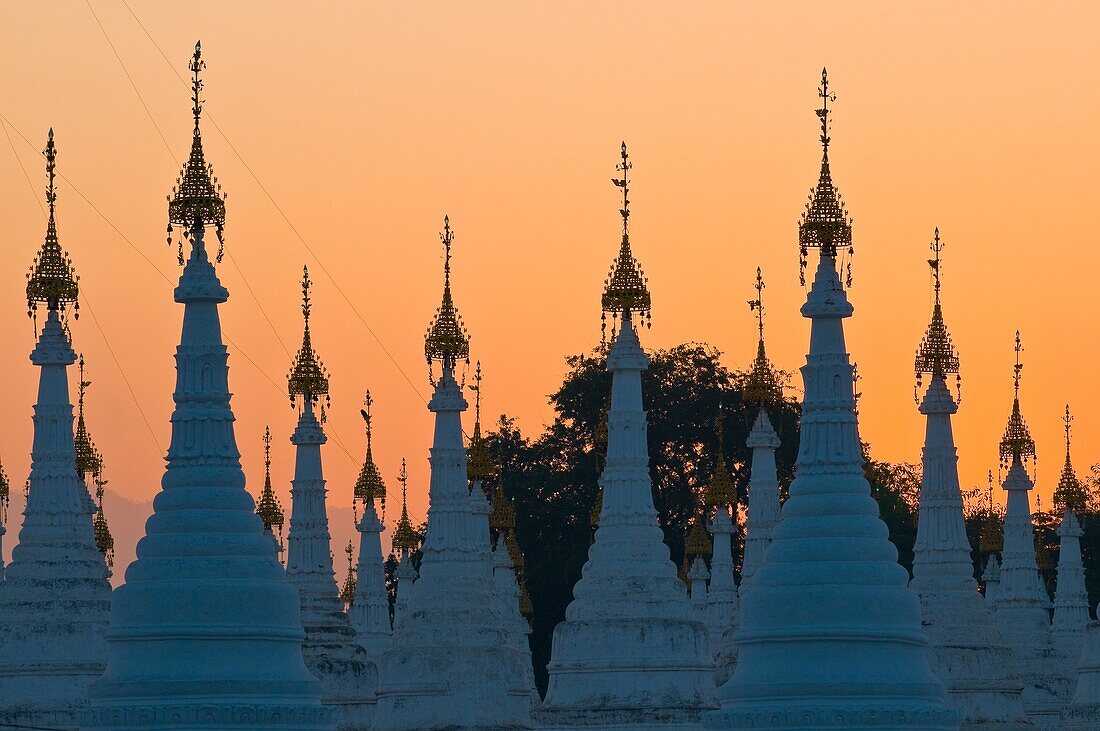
349, 392, 392, 656
372, 217, 534, 731
983, 554, 1003, 607
540, 144, 716, 730
82, 43, 333, 730
705, 70, 958, 731
908, 230, 1031, 729
389, 460, 418, 630
1052, 406, 1090, 660
284, 267, 377, 729
992, 333, 1070, 726
1053, 507, 1089, 659
0, 130, 112, 730
703, 436, 738, 673
1062, 619, 1100, 728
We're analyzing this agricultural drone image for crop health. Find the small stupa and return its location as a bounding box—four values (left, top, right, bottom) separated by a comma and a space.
983, 554, 1003, 607
350, 391, 393, 655
0, 129, 112, 731
284, 266, 377, 729
389, 459, 418, 629
339, 541, 357, 610
705, 70, 958, 731
1062, 618, 1100, 728
372, 217, 533, 731
255, 426, 287, 563
684, 504, 713, 615
1052, 406, 1089, 662
540, 144, 715, 730
82, 43, 333, 730
702, 411, 739, 671
908, 230, 1031, 729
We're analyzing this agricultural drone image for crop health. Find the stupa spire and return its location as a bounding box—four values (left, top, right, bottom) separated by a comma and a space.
907, 231, 1030, 726
92, 477, 114, 574
83, 45, 333, 730
0, 458, 8, 581
707, 73, 957, 730
743, 268, 784, 411
467, 361, 493, 487
283, 267, 376, 728
339, 540, 357, 610
255, 426, 286, 561
0, 130, 110, 730
375, 218, 533, 730
541, 145, 715, 728
351, 395, 392, 652
1054, 405, 1088, 514
706, 413, 740, 670
390, 459, 417, 558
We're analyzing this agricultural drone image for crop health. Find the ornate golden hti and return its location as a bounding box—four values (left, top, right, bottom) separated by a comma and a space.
467, 362, 493, 485
287, 266, 331, 410
0, 459, 10, 525
601, 142, 652, 340
391, 459, 419, 556
914, 229, 962, 399
339, 540, 357, 608
27, 129, 80, 323
743, 267, 784, 409
999, 331, 1036, 468
355, 391, 387, 514
1054, 405, 1088, 514
167, 41, 226, 264
424, 216, 470, 383
798, 68, 854, 286
93, 478, 115, 569
74, 354, 103, 480
703, 407, 736, 511
255, 426, 285, 535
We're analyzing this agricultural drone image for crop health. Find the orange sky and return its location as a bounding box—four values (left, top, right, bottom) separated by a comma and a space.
2, 2, 1098, 573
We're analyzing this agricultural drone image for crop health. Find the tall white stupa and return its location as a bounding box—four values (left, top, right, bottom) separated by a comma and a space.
284, 266, 377, 729
993, 333, 1070, 726
540, 144, 716, 730
908, 230, 1031, 729
372, 217, 534, 731
82, 43, 333, 730
0, 130, 112, 730
705, 70, 958, 731
350, 392, 393, 655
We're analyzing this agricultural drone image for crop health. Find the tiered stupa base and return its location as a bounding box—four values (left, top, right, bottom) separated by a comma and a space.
302, 625, 377, 730
1062, 621, 1100, 729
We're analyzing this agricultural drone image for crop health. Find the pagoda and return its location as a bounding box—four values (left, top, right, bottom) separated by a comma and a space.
540, 144, 715, 730
908, 230, 1031, 729
1062, 620, 1100, 728
284, 266, 377, 729
0, 129, 111, 730
1052, 407, 1089, 660
705, 70, 958, 730
706, 414, 740, 684
82, 43, 333, 730
389, 459, 418, 629
350, 391, 393, 655
255, 426, 287, 562
993, 333, 1070, 725
372, 217, 533, 731
738, 266, 783, 593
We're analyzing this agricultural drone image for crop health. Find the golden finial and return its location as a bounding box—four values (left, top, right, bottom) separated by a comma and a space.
467, 361, 493, 484
27, 129, 80, 323
167, 40, 226, 265
704, 406, 736, 510
354, 390, 387, 514
255, 426, 286, 544
73, 354, 103, 480
339, 540, 357, 609
601, 142, 652, 340
425, 216, 471, 384
489, 480, 517, 534
999, 331, 1036, 468
915, 228, 961, 400
1054, 404, 1088, 514
0, 457, 9, 525
92, 473, 114, 569
744, 268, 784, 409
288, 266, 331, 411
684, 516, 713, 560
979, 469, 1003, 553
799, 68, 853, 285
391, 459, 419, 555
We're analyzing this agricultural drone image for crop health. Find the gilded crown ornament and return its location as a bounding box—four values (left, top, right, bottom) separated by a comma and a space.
999, 331, 1036, 469
287, 266, 331, 411
743, 267, 784, 409
167, 41, 227, 265
424, 216, 471, 384
339, 541, 357, 609
979, 470, 1004, 553
74, 355, 104, 480
255, 426, 286, 540
354, 391, 387, 514
684, 506, 713, 560
0, 457, 9, 525
27, 129, 80, 324
798, 68, 854, 287
704, 406, 736, 511
489, 481, 517, 534
467, 362, 493, 485
601, 142, 652, 341
914, 229, 962, 401
391, 459, 419, 555
93, 474, 115, 570
1054, 405, 1088, 514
